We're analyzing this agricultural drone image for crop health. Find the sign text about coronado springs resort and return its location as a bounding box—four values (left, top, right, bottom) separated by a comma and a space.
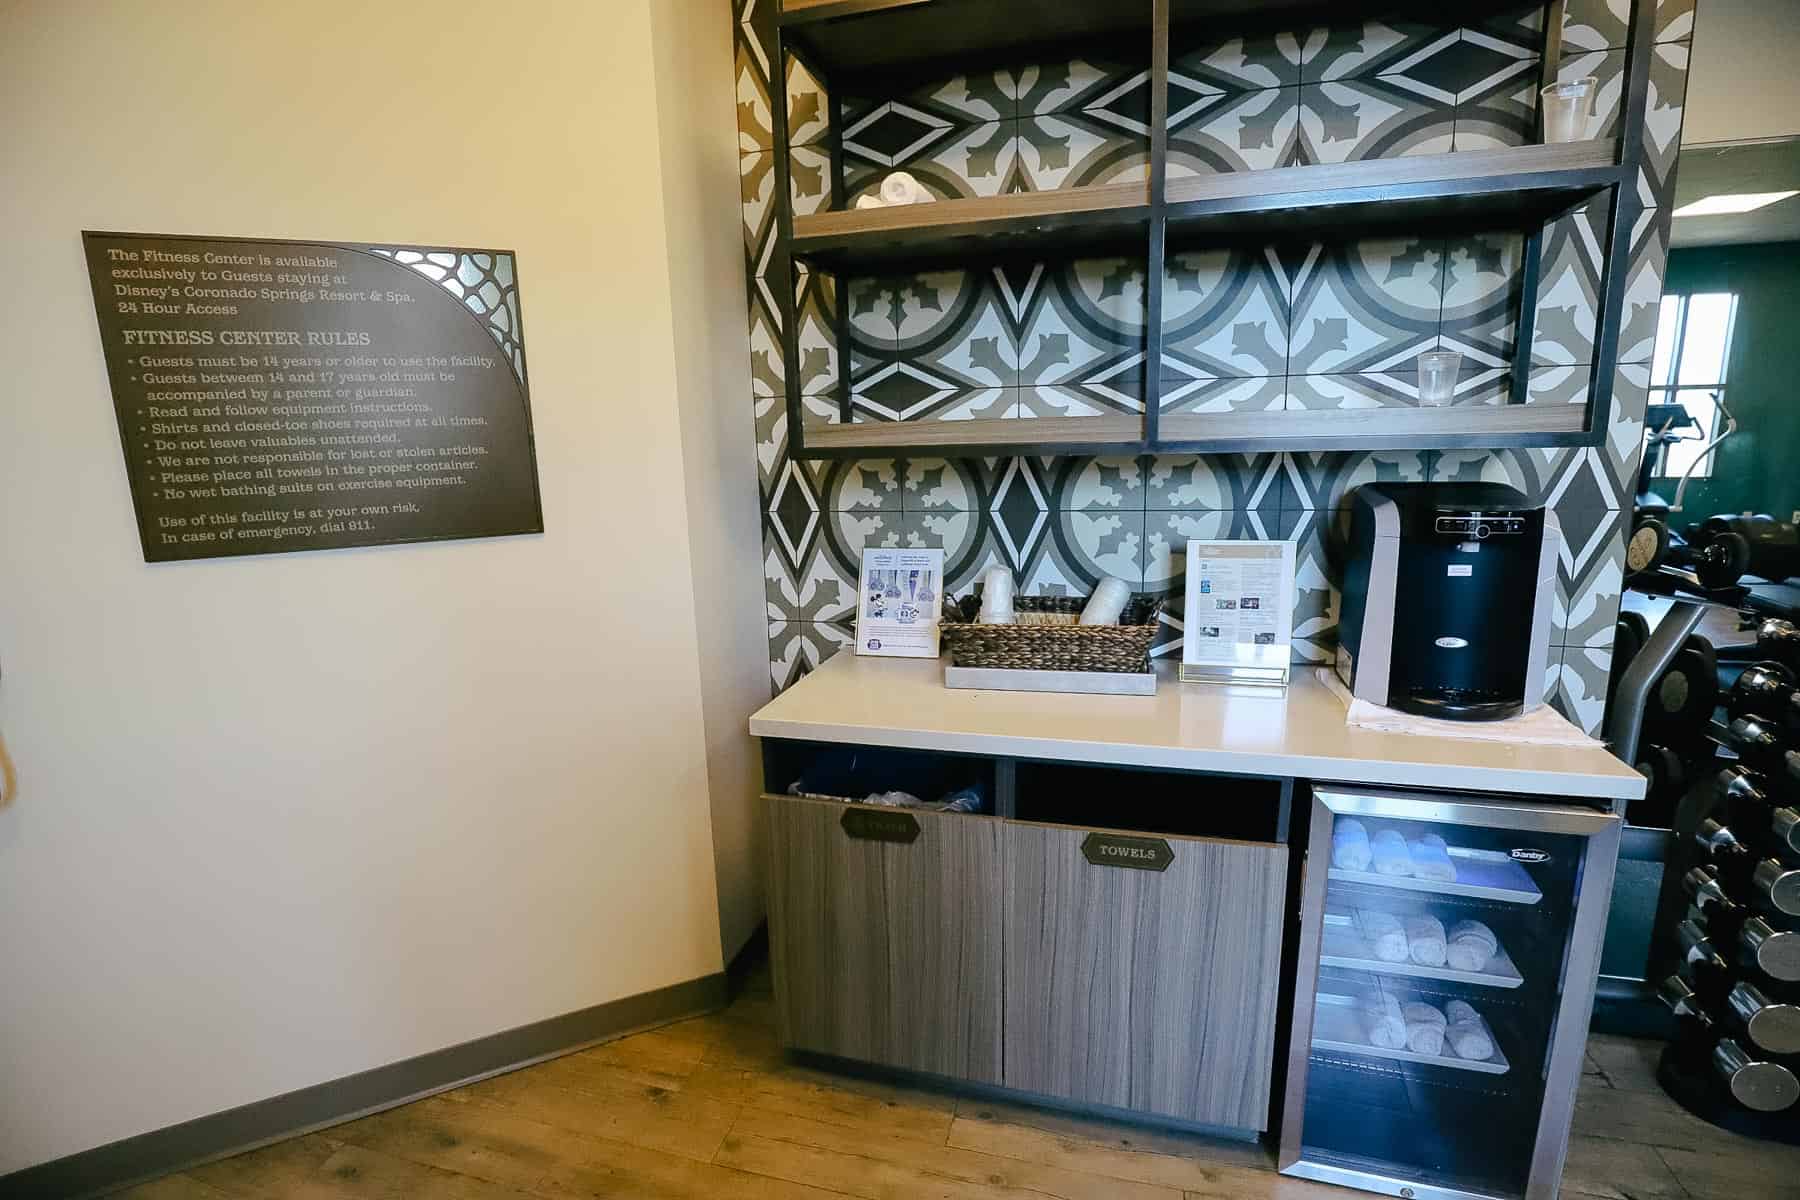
83, 232, 543, 562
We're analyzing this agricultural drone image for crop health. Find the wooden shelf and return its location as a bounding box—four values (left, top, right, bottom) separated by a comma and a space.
1165, 143, 1622, 243
788, 183, 1152, 272
783, 0, 1545, 77
780, 0, 1154, 77
1156, 405, 1589, 452
788, 145, 1616, 273
772, 0, 1646, 458
801, 415, 1142, 457
797, 406, 1587, 457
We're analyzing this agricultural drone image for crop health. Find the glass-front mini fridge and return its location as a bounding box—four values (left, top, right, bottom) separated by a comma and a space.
1280, 787, 1622, 1200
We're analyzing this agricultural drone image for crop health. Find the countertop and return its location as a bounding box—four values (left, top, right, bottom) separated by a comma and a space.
748, 655, 1646, 803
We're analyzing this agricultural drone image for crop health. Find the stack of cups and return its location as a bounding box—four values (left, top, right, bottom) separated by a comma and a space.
1080, 577, 1131, 626
978, 565, 1016, 624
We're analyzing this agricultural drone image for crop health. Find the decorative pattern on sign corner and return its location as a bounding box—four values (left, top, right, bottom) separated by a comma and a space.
366, 247, 527, 386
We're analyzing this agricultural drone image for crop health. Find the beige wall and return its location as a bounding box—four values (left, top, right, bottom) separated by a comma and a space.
0, 0, 751, 1173
650, 0, 772, 964
1683, 0, 1800, 145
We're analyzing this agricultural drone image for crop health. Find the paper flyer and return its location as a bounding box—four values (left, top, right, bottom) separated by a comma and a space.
1181, 540, 1295, 684
855, 547, 944, 658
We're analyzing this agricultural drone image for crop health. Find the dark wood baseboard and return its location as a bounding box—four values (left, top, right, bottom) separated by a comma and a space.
1, 971, 728, 1199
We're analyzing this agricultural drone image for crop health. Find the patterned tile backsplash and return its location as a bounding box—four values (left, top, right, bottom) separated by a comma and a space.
734, 0, 1694, 733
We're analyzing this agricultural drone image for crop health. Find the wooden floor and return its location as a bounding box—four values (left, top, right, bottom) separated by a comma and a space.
117, 963, 1796, 1200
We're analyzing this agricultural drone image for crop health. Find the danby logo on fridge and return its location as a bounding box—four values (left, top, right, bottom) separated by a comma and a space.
1509, 848, 1552, 864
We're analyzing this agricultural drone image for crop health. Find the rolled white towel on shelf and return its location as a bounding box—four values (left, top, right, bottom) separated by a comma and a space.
1360, 990, 1406, 1050
1332, 819, 1372, 871
853, 194, 887, 210
1371, 829, 1412, 876
1444, 999, 1496, 1061
1079, 576, 1132, 626
1403, 1002, 1447, 1056
1446, 919, 1499, 972
1404, 914, 1447, 967
1408, 833, 1458, 882
879, 170, 928, 206
1355, 908, 1408, 963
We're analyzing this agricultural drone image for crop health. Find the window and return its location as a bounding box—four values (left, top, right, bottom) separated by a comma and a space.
1646, 291, 1739, 478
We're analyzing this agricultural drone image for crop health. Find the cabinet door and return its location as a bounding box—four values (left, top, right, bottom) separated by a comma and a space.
884, 807, 1003, 1083
1003, 822, 1288, 1129
765, 795, 1003, 1079
765, 794, 890, 1061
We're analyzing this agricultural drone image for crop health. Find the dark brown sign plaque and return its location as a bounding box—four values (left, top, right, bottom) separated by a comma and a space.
841, 807, 921, 844
82, 231, 543, 562
1081, 832, 1174, 871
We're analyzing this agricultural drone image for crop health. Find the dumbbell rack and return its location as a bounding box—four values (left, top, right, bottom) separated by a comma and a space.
1594, 570, 1747, 1036
1608, 567, 1752, 754
1643, 640, 1800, 1141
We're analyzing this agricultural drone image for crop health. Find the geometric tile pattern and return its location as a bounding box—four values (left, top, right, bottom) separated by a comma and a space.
1159, 232, 1525, 408
732, 0, 1694, 731
814, 260, 1153, 424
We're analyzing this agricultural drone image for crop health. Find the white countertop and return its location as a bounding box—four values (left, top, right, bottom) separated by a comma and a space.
749, 655, 1646, 803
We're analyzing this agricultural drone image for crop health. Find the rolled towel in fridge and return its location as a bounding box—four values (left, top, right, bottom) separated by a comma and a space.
1444, 1000, 1496, 1061
1371, 829, 1412, 876
1404, 914, 1447, 966
1360, 990, 1406, 1049
1408, 833, 1458, 882
879, 170, 927, 206
1403, 1002, 1447, 1056
1446, 919, 1499, 972
1355, 908, 1408, 962
1332, 818, 1372, 871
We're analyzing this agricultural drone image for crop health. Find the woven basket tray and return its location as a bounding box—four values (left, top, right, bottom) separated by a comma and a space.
941, 593, 1161, 673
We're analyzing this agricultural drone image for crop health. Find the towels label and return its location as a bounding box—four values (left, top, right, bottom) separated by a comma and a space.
841, 808, 920, 844
1081, 832, 1174, 872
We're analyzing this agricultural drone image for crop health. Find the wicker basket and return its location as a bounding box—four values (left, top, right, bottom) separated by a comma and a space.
941, 592, 1161, 673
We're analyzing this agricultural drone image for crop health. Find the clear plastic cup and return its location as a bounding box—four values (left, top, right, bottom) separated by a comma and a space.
1541, 77, 1597, 143
1418, 350, 1462, 406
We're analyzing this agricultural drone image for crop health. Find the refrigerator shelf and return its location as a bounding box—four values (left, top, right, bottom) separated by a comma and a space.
1311, 992, 1512, 1076
1320, 913, 1525, 989
1328, 846, 1543, 905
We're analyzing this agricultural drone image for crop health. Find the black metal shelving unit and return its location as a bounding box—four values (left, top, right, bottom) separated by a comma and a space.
766, 0, 1657, 459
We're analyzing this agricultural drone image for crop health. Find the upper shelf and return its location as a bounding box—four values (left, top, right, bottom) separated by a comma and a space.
779, 0, 1153, 77
789, 182, 1150, 271
787, 143, 1618, 273
783, 0, 1551, 76
1165, 142, 1622, 241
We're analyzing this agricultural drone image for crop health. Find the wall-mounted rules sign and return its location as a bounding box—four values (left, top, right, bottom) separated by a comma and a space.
82, 232, 544, 562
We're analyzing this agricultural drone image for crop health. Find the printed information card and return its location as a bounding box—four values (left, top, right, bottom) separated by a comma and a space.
855, 547, 944, 659
1180, 540, 1295, 685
